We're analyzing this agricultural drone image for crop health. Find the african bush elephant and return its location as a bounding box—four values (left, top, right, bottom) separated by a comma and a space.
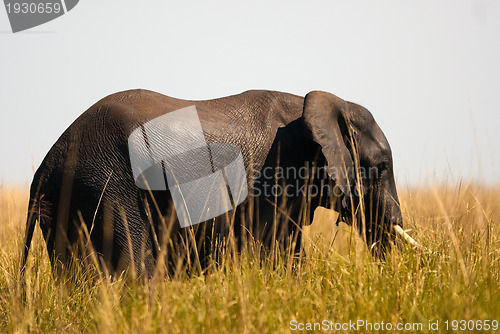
21, 89, 414, 279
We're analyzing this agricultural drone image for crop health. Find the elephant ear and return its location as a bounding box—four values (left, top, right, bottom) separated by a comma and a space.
303, 91, 355, 196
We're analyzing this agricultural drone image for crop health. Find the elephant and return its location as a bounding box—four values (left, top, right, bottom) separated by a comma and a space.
20, 89, 418, 279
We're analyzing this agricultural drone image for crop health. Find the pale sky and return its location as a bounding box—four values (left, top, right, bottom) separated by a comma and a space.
1, 1, 499, 187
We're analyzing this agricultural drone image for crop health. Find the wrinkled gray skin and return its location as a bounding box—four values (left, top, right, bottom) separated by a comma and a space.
21, 89, 402, 278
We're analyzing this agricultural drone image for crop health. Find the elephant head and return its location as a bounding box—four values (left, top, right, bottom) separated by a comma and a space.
303, 91, 405, 256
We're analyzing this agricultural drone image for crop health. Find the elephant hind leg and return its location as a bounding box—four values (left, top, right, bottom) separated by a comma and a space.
111, 207, 156, 280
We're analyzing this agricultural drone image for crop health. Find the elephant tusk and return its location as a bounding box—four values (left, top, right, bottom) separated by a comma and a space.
393, 225, 427, 252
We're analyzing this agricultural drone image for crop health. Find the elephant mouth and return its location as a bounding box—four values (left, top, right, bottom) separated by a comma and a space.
335, 194, 426, 252
337, 204, 426, 252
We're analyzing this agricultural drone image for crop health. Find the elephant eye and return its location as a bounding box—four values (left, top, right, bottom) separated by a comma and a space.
374, 162, 389, 177
378, 162, 389, 170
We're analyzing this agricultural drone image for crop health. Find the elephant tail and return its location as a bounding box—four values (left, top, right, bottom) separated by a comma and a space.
19, 195, 38, 285
19, 180, 52, 288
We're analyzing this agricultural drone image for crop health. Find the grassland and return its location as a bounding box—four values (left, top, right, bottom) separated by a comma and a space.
0, 181, 499, 333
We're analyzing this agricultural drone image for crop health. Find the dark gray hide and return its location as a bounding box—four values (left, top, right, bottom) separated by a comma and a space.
21, 89, 402, 278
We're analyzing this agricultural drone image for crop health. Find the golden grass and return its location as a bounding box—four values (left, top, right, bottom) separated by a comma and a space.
0, 182, 499, 333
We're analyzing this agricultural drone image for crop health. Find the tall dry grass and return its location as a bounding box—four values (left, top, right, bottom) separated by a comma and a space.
0, 181, 499, 333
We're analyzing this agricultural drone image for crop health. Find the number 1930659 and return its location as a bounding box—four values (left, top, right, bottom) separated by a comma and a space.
444, 319, 498, 331
5, 2, 62, 14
